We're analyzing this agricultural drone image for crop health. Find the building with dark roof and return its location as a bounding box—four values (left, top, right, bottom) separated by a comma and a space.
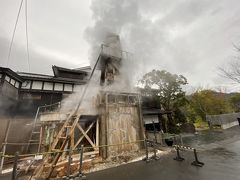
0, 65, 90, 118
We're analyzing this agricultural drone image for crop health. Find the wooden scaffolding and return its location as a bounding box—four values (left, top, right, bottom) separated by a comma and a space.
32, 111, 99, 179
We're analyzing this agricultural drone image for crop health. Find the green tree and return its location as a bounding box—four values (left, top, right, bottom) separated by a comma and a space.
140, 70, 188, 110
230, 93, 240, 112
189, 90, 232, 121
140, 69, 188, 132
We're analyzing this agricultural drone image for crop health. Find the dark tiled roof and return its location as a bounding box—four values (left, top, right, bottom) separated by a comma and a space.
142, 108, 172, 115
52, 65, 89, 76
0, 67, 24, 82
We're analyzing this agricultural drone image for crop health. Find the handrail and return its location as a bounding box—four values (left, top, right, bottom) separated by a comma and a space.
100, 44, 133, 60
33, 101, 61, 126
38, 101, 61, 109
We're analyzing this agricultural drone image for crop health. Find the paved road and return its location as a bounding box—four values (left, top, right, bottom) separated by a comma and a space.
86, 127, 240, 180
86, 144, 240, 180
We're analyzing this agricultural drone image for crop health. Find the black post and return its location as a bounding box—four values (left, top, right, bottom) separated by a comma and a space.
152, 120, 157, 143
191, 149, 204, 167
173, 147, 184, 161
151, 121, 160, 160
143, 139, 150, 163
12, 152, 19, 180
173, 136, 177, 145
152, 140, 160, 160
78, 145, 86, 179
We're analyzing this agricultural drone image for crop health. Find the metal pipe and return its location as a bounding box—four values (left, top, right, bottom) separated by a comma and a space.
0, 120, 11, 174
75, 50, 101, 113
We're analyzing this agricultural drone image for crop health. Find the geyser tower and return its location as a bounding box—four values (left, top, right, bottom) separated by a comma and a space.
97, 34, 122, 86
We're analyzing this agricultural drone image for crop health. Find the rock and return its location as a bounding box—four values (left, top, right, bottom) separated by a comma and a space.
92, 157, 103, 165
82, 161, 92, 171
180, 123, 196, 133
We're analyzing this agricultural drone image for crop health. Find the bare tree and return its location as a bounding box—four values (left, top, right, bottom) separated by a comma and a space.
219, 44, 240, 83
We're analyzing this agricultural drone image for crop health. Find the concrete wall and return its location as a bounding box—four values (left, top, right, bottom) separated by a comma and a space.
207, 112, 240, 129
222, 121, 239, 129
40, 112, 68, 122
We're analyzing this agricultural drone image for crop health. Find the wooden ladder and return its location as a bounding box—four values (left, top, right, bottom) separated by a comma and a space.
27, 106, 42, 154
33, 112, 81, 179
26, 123, 42, 153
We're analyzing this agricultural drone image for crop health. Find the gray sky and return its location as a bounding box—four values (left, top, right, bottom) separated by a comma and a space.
0, 0, 240, 92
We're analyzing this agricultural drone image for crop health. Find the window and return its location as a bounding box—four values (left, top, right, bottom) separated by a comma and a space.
15, 81, 20, 88
117, 95, 128, 103
54, 83, 63, 91
129, 96, 138, 104
64, 84, 72, 91
32, 81, 43, 90
5, 75, 10, 82
21, 81, 31, 89
43, 82, 53, 90
73, 85, 83, 92
10, 78, 15, 86
108, 94, 116, 103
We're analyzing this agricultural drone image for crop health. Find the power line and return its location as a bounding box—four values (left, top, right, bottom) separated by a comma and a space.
6, 0, 24, 67
25, 0, 30, 72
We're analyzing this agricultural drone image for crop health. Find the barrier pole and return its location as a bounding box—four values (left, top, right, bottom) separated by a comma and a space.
11, 152, 19, 180
144, 140, 150, 163
78, 145, 86, 179
152, 140, 160, 160
191, 149, 204, 167
173, 147, 184, 161
179, 135, 183, 146
152, 121, 157, 143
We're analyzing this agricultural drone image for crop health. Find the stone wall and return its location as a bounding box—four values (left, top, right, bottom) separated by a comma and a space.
206, 112, 240, 129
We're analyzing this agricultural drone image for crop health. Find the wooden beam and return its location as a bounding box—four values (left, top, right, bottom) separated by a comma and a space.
76, 123, 95, 148
96, 118, 99, 147
37, 126, 43, 153
71, 129, 75, 148
74, 122, 95, 149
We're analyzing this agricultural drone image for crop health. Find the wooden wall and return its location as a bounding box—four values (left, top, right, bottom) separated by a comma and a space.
99, 92, 144, 158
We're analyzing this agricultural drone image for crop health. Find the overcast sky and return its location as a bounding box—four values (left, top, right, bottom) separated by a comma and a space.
0, 0, 240, 92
